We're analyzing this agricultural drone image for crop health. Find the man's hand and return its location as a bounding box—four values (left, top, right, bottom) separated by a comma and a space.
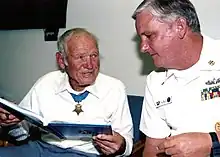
0, 108, 20, 126
157, 132, 212, 157
93, 131, 126, 156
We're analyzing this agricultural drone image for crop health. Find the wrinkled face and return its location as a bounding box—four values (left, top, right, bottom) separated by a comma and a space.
135, 10, 182, 68
65, 34, 100, 89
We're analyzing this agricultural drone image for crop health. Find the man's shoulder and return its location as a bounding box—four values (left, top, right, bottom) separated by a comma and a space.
32, 70, 64, 89
88, 73, 126, 98
36, 70, 63, 82
96, 73, 125, 88
203, 35, 220, 53
202, 35, 220, 67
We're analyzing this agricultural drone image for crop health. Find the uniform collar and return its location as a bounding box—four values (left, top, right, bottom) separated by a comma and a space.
55, 72, 100, 98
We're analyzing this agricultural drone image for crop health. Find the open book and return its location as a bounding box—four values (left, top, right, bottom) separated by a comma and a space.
0, 97, 112, 140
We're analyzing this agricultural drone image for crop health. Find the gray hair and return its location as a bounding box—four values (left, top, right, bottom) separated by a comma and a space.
132, 0, 201, 33
57, 28, 99, 59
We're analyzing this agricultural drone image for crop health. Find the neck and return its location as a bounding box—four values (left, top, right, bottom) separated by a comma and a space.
69, 79, 86, 92
175, 33, 203, 70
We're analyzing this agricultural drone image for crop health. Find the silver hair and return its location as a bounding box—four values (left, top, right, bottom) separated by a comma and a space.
132, 0, 201, 33
57, 28, 99, 64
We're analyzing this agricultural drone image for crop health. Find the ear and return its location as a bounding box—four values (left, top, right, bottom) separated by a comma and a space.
175, 17, 187, 39
56, 52, 66, 70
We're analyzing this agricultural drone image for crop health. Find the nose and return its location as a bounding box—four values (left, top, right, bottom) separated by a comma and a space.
140, 40, 151, 53
83, 56, 93, 69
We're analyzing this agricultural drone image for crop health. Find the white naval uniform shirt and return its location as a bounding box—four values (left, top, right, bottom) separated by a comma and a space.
19, 71, 133, 156
140, 35, 220, 139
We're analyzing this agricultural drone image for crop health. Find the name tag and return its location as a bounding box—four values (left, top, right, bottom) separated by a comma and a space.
155, 96, 172, 108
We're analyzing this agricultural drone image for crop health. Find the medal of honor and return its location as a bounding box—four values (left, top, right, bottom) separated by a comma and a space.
73, 103, 83, 115
70, 91, 89, 116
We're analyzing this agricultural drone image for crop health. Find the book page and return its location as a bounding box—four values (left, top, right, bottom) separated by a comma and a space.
0, 97, 46, 126
0, 98, 112, 140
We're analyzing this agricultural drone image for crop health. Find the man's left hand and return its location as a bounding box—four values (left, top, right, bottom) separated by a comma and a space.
93, 131, 126, 156
157, 132, 212, 157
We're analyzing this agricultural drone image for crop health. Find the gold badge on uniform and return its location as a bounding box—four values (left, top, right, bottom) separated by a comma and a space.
73, 103, 83, 115
208, 60, 215, 66
215, 122, 220, 132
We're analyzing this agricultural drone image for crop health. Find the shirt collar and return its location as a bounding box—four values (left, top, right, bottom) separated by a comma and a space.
55, 72, 100, 98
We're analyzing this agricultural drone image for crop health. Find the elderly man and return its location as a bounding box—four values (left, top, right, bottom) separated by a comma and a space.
133, 0, 220, 157
0, 28, 133, 157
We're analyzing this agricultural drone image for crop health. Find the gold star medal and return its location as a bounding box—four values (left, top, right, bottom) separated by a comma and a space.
70, 91, 89, 116
73, 103, 83, 115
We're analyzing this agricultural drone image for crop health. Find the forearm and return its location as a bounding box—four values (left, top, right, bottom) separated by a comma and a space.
143, 137, 168, 157
143, 145, 169, 157
143, 151, 168, 157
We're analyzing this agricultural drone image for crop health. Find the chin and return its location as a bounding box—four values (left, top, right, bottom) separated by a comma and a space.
153, 59, 167, 68
154, 62, 163, 68
80, 78, 96, 86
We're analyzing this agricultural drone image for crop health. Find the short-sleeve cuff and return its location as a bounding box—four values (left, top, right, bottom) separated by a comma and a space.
140, 125, 170, 139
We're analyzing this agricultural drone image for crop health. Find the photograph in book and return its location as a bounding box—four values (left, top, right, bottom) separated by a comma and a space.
0, 97, 112, 140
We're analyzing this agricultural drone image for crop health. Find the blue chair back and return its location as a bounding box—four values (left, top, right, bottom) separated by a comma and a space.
127, 95, 144, 143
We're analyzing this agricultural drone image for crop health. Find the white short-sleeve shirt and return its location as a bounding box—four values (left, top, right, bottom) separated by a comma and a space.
19, 71, 133, 155
140, 35, 220, 138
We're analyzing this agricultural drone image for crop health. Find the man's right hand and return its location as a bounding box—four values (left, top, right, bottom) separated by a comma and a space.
0, 108, 20, 126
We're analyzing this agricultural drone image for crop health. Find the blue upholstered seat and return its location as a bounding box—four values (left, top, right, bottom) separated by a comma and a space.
127, 95, 144, 143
